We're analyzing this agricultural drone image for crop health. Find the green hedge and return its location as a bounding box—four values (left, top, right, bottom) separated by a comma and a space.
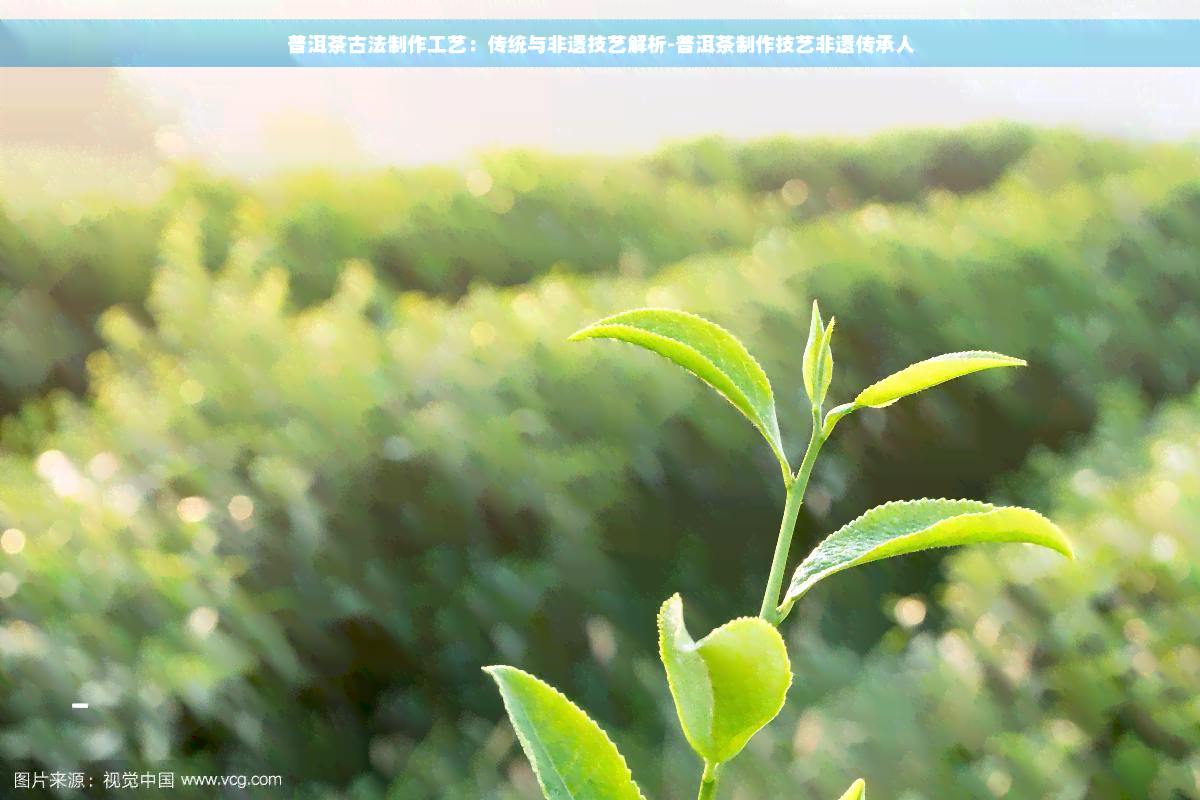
945, 385, 1200, 799
0, 124, 1040, 415
656, 124, 1036, 196
0, 171, 242, 417
3, 132, 1200, 798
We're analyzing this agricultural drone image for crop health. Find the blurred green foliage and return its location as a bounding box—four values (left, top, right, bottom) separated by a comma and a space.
706, 385, 1200, 800
0, 126, 1199, 799
0, 124, 1037, 415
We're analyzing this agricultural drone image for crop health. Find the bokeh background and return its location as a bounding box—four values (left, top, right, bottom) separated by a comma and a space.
3, 5, 1200, 798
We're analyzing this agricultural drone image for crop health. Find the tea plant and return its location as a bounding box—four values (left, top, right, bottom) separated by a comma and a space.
485, 302, 1073, 800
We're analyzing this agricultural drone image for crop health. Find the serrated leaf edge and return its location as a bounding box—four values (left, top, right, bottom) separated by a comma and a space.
484, 664, 649, 800
700, 614, 792, 763
657, 599, 794, 765
854, 350, 1027, 409
570, 308, 787, 468
780, 498, 1073, 613
658, 594, 713, 758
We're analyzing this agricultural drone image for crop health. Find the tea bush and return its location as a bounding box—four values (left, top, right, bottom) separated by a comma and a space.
3, 130, 1200, 797
0, 123, 1042, 413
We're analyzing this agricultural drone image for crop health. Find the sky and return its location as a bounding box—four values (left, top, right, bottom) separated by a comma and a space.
4, 0, 1200, 181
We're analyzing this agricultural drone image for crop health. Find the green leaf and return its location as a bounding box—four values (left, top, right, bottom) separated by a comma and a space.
813, 317, 836, 408
780, 500, 1073, 616
658, 594, 792, 765
854, 350, 1026, 409
484, 665, 646, 800
802, 300, 825, 406
571, 308, 788, 474
836, 779, 866, 800
821, 401, 856, 439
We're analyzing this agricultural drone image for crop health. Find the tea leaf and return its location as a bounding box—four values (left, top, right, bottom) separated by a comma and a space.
571, 309, 788, 475
780, 500, 1072, 615
658, 594, 792, 765
484, 665, 647, 800
836, 779, 866, 800
802, 300, 825, 407
821, 401, 856, 439
813, 317, 836, 408
854, 350, 1026, 409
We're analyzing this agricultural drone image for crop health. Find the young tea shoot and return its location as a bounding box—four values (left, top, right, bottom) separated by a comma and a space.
486, 301, 1073, 800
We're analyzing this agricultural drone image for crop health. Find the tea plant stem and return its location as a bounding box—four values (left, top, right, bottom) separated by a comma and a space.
759, 410, 824, 626
697, 762, 721, 800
